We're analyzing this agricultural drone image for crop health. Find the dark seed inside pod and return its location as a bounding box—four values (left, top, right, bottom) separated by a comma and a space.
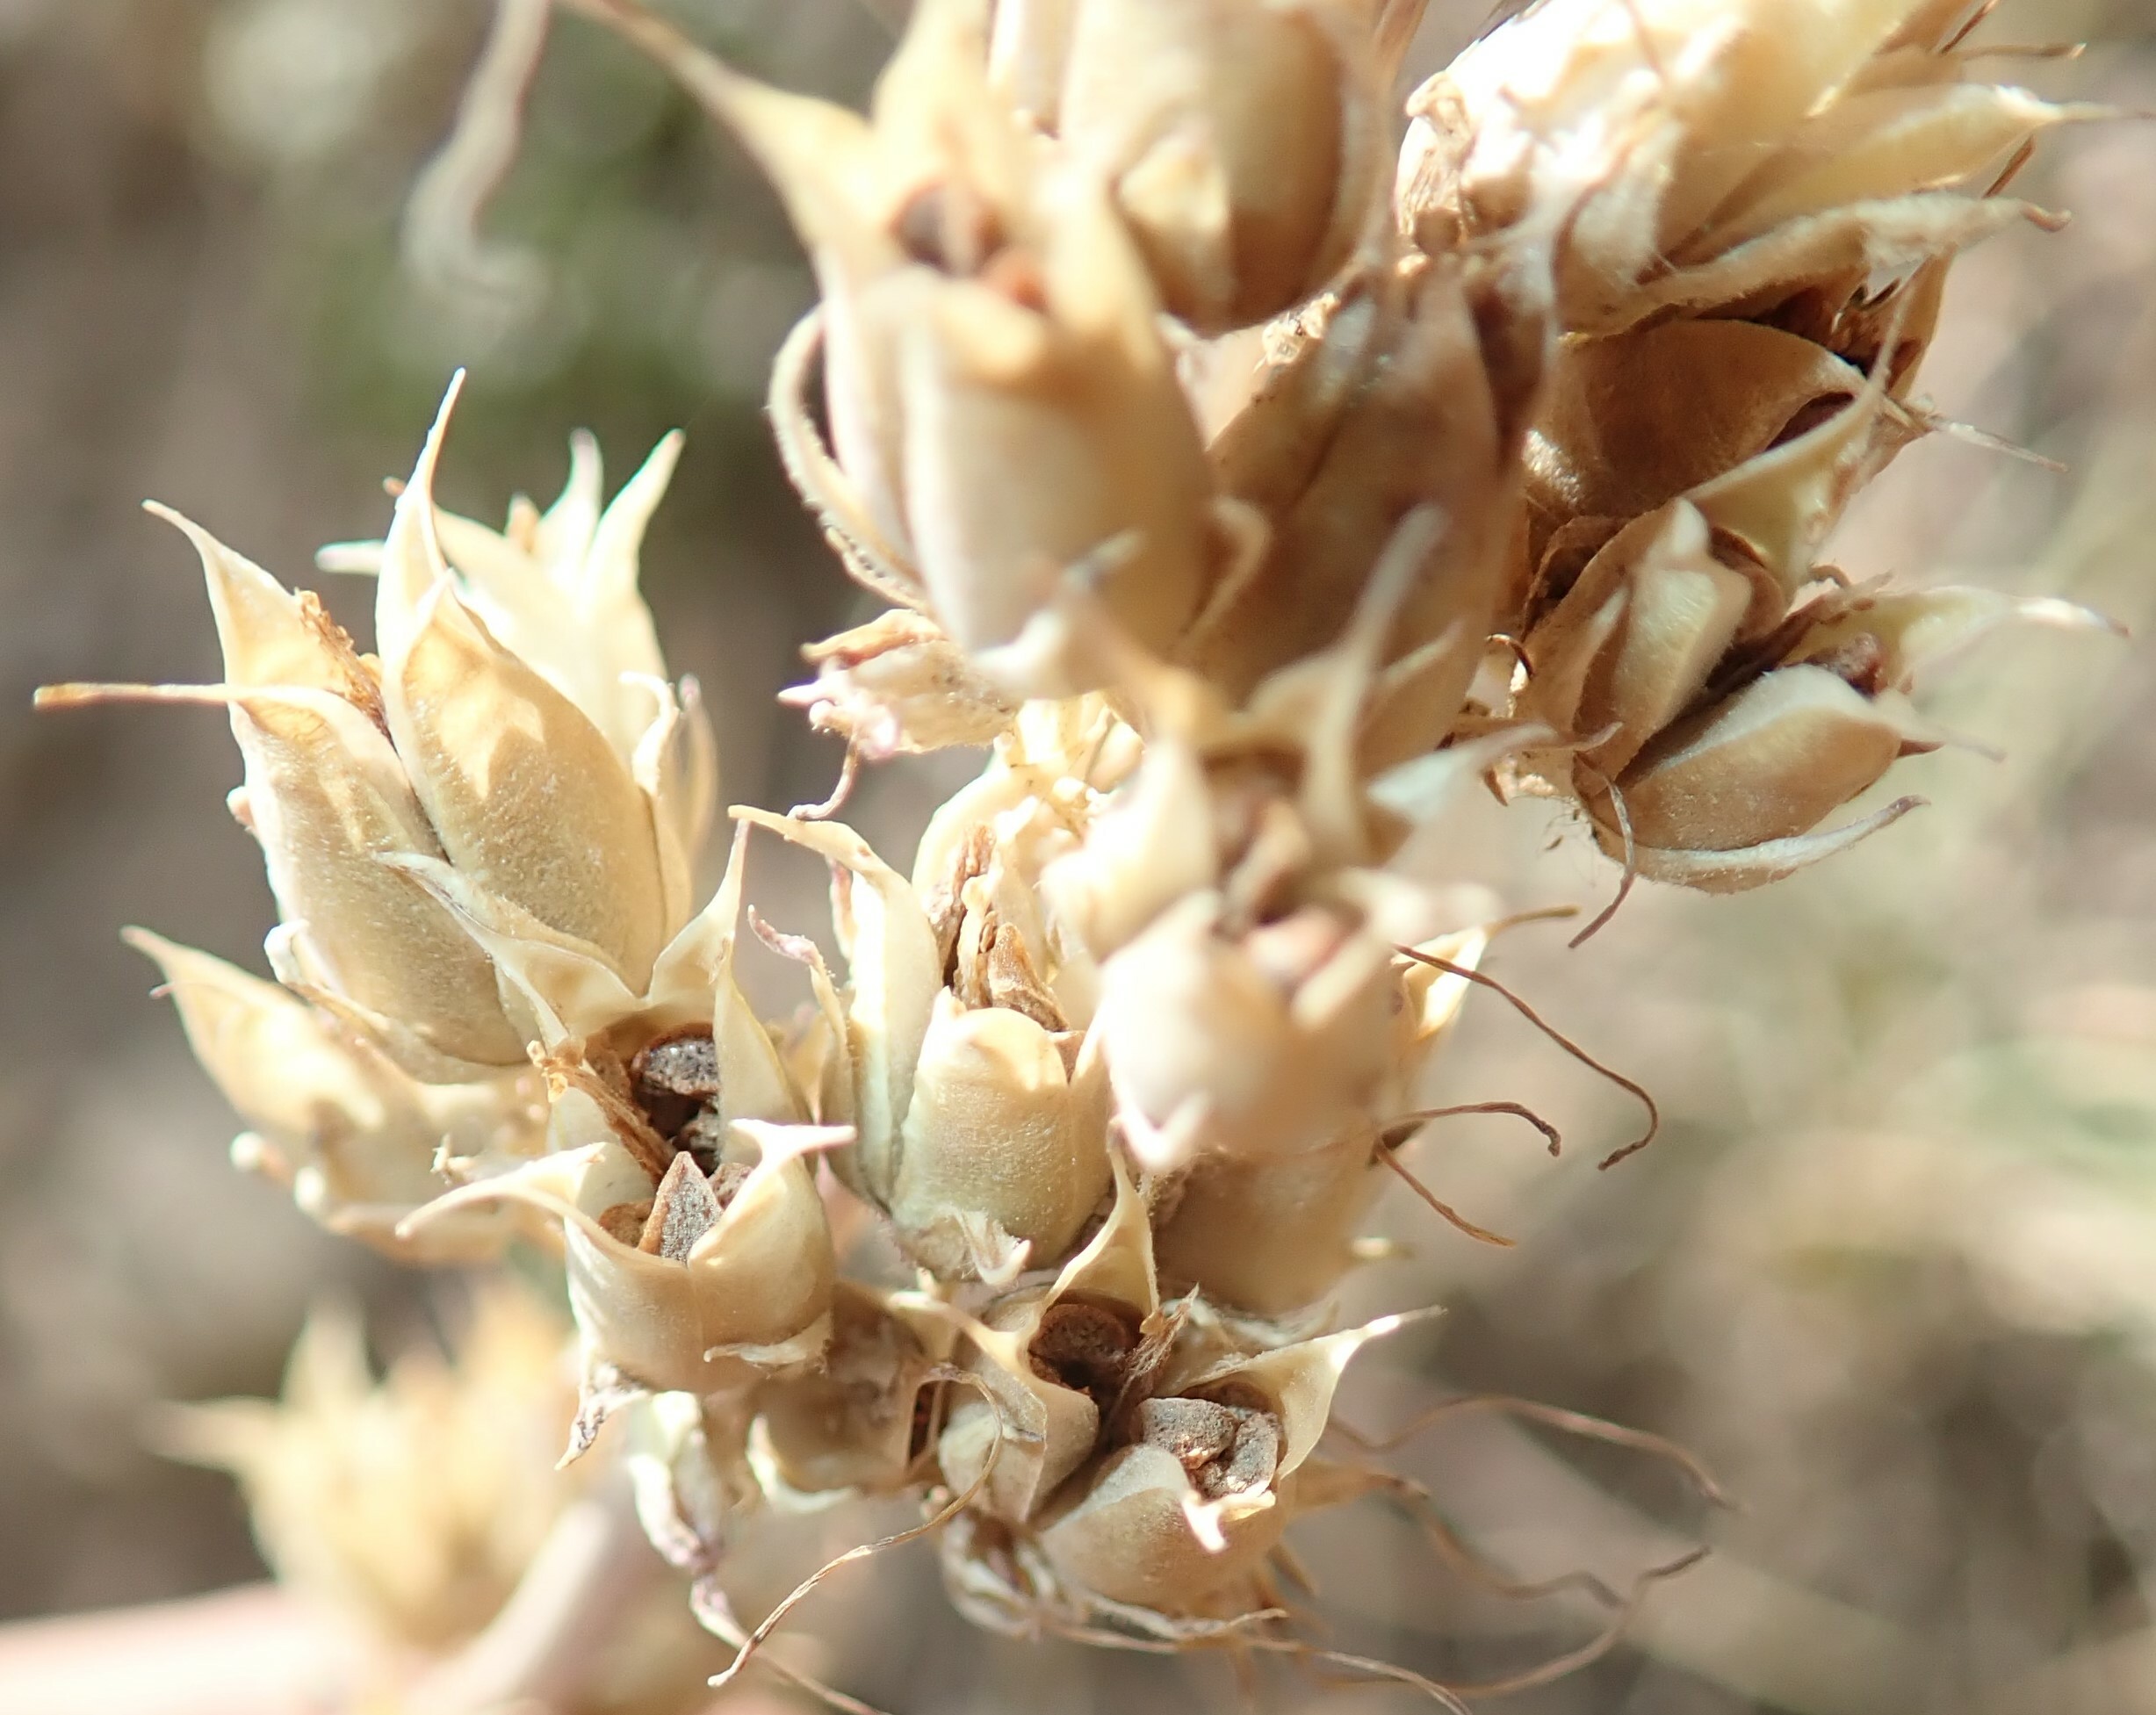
1133, 1386, 1283, 1501
629, 1026, 723, 1171
1026, 1300, 1139, 1409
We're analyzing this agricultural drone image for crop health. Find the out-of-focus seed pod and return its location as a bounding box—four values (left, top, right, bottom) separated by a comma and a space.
1516, 501, 1757, 781
626, 1389, 762, 1592
1097, 892, 1398, 1166
1154, 1131, 1381, 1317
782, 609, 1019, 760
321, 428, 716, 918
937, 1157, 1158, 1522
373, 388, 674, 997
126, 930, 544, 1258
1034, 1314, 1401, 1613
1523, 322, 1912, 600
1039, 735, 1217, 959
159, 1286, 580, 1654
1590, 661, 1937, 890
1397, 0, 2086, 332
616, 0, 1216, 695
1776, 583, 2120, 695
1190, 259, 1513, 762
1056, 0, 1389, 335
1153, 923, 1489, 1313
740, 808, 1113, 1283
751, 1284, 951, 1503
987, 0, 1075, 127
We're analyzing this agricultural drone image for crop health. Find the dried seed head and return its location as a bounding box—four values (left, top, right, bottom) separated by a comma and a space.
1522, 322, 1907, 594
1514, 501, 1757, 781
1154, 1130, 1385, 1315
645, 0, 1215, 693
399, 827, 841, 1423
1400, 0, 2080, 330
1192, 259, 1514, 760
407, 1115, 838, 1409
1590, 661, 1936, 890
135, 505, 530, 1077
126, 929, 544, 1258
1151, 920, 1489, 1312
939, 1157, 1160, 1521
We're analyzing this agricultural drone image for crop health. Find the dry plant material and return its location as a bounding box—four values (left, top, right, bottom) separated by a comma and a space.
35, 0, 2125, 1707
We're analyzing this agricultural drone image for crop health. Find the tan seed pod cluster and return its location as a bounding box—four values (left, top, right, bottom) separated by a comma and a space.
45, 0, 2121, 1697
1395, 0, 2113, 888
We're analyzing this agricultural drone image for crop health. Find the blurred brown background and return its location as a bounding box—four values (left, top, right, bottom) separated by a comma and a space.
4, 2, 2155, 1711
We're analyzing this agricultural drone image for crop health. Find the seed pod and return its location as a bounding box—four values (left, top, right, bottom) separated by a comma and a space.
1153, 924, 1490, 1313
637, 0, 1215, 693
1097, 892, 1398, 1166
1034, 1315, 1400, 1613
987, 0, 1076, 127
1591, 661, 1938, 890
321, 429, 716, 916
1399, 0, 2080, 331
626, 1389, 762, 1583
126, 930, 544, 1258
408, 1113, 838, 1404
751, 1283, 950, 1504
1524, 322, 1898, 593
740, 808, 1113, 1283
1056, 0, 1390, 334
1515, 501, 1757, 782
126, 505, 530, 1077
1039, 735, 1217, 959
782, 609, 1020, 759
374, 386, 674, 994
937, 1155, 1159, 1522
1778, 583, 2118, 695
1190, 259, 1512, 760
401, 827, 839, 1426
